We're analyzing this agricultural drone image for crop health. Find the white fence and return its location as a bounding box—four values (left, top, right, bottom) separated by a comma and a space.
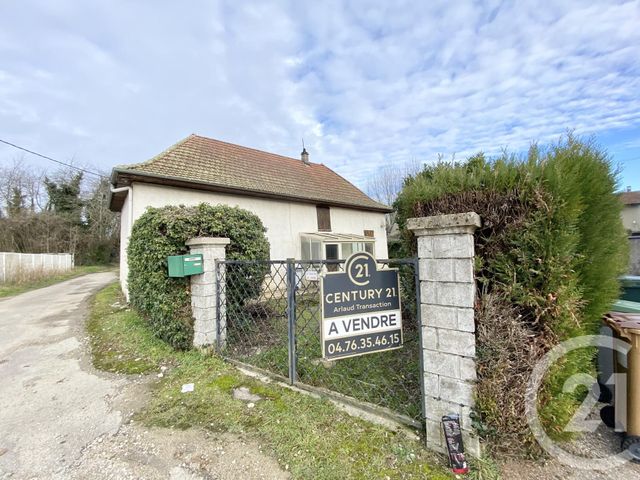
0, 252, 74, 283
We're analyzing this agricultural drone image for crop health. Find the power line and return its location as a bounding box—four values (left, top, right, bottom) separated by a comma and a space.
0, 138, 107, 178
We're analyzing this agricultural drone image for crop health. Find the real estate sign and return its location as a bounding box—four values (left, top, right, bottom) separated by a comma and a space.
321, 252, 403, 360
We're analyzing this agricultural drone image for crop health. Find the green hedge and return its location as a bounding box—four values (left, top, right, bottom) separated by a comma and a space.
127, 203, 270, 350
395, 135, 628, 454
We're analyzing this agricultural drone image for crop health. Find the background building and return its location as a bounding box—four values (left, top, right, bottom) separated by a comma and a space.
620, 189, 640, 275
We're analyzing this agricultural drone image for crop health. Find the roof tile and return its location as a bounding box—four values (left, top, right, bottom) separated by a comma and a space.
619, 191, 640, 205
114, 134, 390, 212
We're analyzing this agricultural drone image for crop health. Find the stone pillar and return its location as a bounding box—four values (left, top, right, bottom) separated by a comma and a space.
407, 212, 481, 457
186, 237, 230, 348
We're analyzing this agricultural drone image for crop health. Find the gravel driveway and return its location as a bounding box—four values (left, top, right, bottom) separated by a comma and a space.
0, 273, 288, 480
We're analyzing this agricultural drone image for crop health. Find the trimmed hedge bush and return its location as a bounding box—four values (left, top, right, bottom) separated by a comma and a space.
395, 135, 628, 454
127, 203, 270, 350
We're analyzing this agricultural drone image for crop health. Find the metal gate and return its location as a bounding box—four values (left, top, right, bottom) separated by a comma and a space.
215, 258, 424, 427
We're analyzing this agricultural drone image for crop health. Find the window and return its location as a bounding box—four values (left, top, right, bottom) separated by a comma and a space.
311, 240, 322, 260
326, 244, 339, 271
300, 235, 375, 261
301, 237, 323, 260
338, 241, 375, 259
317, 206, 331, 231
301, 238, 311, 260
325, 244, 339, 260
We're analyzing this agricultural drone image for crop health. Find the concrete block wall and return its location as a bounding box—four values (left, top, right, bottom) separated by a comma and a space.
408, 212, 481, 457
186, 237, 230, 348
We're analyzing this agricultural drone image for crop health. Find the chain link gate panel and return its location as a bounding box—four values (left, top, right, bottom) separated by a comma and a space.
216, 258, 424, 426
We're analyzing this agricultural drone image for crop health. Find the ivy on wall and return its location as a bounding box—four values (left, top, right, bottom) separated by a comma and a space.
127, 203, 270, 350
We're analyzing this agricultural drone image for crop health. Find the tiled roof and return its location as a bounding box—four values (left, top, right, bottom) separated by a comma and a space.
619, 191, 640, 205
111, 134, 390, 212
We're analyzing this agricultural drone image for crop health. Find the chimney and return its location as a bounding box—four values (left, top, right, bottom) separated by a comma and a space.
628, 186, 632, 192
301, 147, 309, 164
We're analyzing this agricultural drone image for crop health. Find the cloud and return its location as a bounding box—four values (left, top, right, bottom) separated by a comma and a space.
291, 0, 640, 182
0, 0, 638, 187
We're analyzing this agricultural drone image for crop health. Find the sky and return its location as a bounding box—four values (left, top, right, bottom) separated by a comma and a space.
1, 0, 639, 192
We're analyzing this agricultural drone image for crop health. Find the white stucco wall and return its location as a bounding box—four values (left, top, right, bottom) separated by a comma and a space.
622, 204, 640, 233
119, 187, 133, 298
118, 182, 388, 295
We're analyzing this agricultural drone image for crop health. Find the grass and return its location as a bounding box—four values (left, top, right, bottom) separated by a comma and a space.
88, 282, 456, 479
87, 283, 178, 374
226, 294, 423, 421
0, 264, 113, 298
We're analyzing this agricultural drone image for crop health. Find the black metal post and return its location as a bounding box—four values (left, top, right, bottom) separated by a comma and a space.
413, 257, 427, 430
286, 258, 297, 385
215, 260, 222, 352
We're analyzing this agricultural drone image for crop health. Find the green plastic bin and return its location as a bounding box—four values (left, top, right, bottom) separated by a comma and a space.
621, 276, 640, 303
612, 299, 640, 314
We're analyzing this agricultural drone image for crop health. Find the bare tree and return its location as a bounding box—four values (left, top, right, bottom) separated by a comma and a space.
81, 175, 120, 262
366, 158, 421, 206
366, 158, 422, 234
0, 156, 45, 215
0, 158, 119, 263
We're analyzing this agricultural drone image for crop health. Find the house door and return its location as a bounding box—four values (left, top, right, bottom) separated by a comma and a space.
325, 243, 339, 271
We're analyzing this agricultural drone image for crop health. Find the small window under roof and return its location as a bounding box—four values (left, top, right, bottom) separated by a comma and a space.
300, 232, 373, 242
300, 232, 376, 261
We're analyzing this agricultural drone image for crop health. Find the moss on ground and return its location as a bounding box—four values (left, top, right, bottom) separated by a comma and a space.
87, 283, 177, 374
88, 283, 457, 479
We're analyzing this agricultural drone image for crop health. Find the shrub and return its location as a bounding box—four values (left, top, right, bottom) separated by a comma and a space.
395, 135, 628, 454
127, 203, 270, 350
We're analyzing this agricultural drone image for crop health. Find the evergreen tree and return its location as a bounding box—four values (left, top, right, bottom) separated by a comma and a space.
44, 173, 84, 223
7, 186, 25, 217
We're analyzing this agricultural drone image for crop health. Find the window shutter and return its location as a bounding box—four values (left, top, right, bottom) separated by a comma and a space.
317, 206, 331, 231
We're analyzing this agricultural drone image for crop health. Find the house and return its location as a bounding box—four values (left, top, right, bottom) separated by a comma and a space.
108, 134, 392, 295
620, 189, 640, 234
620, 189, 640, 275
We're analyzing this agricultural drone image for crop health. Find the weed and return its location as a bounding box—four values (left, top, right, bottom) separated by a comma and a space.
88, 283, 459, 479
87, 283, 177, 374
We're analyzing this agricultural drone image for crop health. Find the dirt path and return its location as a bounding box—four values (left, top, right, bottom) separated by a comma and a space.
499, 412, 640, 479
0, 274, 288, 479
68, 424, 287, 480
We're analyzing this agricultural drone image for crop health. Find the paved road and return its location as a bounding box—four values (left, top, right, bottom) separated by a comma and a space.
0, 272, 122, 478
0, 273, 288, 480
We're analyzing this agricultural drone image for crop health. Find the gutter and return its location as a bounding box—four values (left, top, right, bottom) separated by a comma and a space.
109, 185, 133, 230
111, 168, 393, 214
